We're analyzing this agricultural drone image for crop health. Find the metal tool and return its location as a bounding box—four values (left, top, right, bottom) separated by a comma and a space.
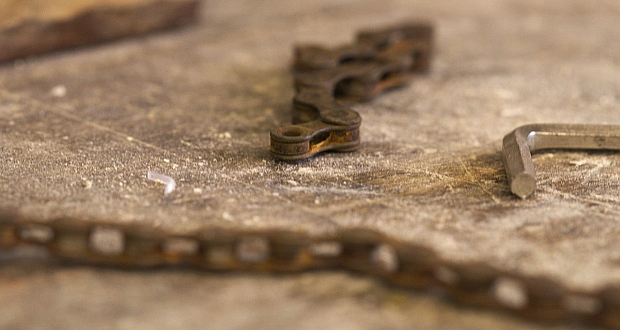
270, 23, 434, 161
502, 124, 620, 198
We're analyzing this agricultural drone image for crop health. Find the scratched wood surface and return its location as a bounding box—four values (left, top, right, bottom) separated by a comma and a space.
1, 0, 620, 329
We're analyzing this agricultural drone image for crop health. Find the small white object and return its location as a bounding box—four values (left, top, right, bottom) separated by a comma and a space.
90, 227, 124, 255
50, 85, 67, 97
217, 132, 232, 139
310, 241, 342, 257
492, 277, 528, 309
147, 171, 176, 195
82, 180, 93, 189
370, 244, 399, 273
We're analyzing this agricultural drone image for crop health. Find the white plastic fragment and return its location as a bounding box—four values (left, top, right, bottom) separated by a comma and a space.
147, 171, 176, 195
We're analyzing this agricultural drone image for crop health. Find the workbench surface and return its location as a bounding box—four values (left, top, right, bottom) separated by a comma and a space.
1, 1, 619, 329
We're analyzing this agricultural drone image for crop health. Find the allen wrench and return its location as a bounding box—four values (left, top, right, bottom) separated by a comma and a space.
502, 124, 620, 199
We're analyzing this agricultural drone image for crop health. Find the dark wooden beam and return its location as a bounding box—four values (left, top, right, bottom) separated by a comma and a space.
0, 0, 200, 62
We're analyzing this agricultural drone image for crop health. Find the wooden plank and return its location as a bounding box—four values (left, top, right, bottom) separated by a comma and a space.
0, 0, 199, 62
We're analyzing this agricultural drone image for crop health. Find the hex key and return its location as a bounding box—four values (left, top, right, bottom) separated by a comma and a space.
502, 124, 620, 198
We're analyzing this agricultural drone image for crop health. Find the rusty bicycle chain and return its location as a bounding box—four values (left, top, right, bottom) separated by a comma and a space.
2, 214, 620, 328
270, 23, 433, 161
2, 23, 620, 328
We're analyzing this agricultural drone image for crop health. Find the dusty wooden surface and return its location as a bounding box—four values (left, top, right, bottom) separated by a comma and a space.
0, 0, 199, 62
1, 0, 620, 329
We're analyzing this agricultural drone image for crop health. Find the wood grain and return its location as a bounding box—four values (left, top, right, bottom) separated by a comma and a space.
0, 0, 199, 62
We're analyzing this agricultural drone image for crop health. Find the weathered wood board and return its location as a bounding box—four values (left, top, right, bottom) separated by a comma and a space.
0, 0, 199, 62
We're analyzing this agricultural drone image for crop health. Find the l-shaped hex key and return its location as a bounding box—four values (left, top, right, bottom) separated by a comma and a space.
502, 124, 620, 199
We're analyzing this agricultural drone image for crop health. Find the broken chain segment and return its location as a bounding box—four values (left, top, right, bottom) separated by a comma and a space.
270, 23, 434, 161
502, 124, 620, 198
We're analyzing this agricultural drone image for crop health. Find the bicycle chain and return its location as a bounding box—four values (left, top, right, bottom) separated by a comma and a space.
270, 23, 433, 161
2, 23, 620, 328
2, 214, 620, 327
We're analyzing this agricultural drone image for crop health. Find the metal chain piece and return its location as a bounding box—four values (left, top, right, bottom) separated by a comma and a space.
270, 23, 434, 161
2, 216, 620, 327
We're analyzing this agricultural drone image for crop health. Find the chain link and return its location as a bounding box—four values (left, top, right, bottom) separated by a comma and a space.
270, 22, 433, 161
